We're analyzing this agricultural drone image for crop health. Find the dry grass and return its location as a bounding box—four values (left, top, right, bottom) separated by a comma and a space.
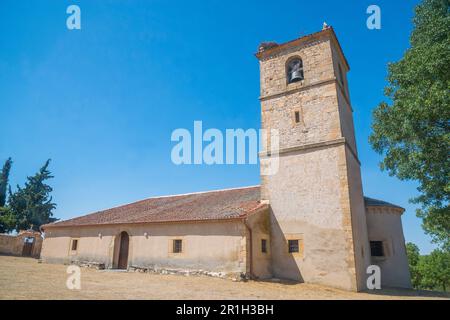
0, 255, 448, 300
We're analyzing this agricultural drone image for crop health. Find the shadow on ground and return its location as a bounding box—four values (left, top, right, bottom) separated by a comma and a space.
361, 287, 450, 299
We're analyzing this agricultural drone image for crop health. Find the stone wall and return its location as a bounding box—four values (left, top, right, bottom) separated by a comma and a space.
258, 29, 370, 291
262, 144, 358, 290
0, 231, 43, 258
259, 35, 335, 98
261, 82, 342, 150
341, 146, 371, 291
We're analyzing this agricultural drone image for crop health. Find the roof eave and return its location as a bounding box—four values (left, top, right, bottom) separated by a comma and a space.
41, 216, 253, 231
365, 205, 405, 215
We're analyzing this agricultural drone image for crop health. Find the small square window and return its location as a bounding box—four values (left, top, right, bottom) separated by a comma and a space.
370, 241, 384, 257
294, 111, 300, 123
173, 239, 182, 253
261, 239, 267, 253
71, 239, 78, 251
288, 240, 299, 253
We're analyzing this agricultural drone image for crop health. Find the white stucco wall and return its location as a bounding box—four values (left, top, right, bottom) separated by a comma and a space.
41, 220, 248, 277
365, 206, 412, 288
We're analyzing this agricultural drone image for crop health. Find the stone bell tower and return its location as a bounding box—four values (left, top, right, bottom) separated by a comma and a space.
256, 26, 371, 291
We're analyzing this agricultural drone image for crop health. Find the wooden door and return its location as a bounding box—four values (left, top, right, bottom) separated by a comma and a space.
22, 242, 33, 257
117, 232, 129, 269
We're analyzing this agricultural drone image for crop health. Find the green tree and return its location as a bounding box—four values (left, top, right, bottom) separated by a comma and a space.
406, 242, 422, 288
369, 0, 450, 249
417, 249, 450, 291
8, 159, 57, 231
0, 157, 13, 207
0, 158, 16, 233
0, 207, 16, 233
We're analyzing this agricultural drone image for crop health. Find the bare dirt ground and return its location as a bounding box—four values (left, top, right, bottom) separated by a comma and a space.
0, 255, 448, 300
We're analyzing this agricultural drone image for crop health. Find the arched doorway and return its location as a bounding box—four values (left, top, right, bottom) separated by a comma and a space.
117, 231, 129, 269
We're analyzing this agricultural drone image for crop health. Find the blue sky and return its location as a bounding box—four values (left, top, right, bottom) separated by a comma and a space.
0, 0, 436, 253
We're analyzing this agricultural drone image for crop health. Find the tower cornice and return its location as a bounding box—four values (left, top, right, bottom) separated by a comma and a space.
255, 27, 350, 71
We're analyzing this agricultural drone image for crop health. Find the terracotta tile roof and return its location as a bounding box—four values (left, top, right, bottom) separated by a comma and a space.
41, 186, 404, 230
42, 186, 265, 229
364, 197, 404, 211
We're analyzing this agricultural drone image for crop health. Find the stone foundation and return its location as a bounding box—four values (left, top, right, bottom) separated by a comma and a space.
68, 259, 249, 281
129, 265, 249, 281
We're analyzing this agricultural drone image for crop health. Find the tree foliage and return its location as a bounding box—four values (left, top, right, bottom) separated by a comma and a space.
406, 242, 449, 291
406, 242, 422, 288
417, 249, 450, 291
0, 158, 15, 233
369, 0, 450, 249
8, 159, 57, 231
0, 206, 16, 234
0, 157, 12, 207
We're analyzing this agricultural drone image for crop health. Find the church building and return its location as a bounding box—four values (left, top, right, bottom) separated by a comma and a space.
41, 26, 411, 291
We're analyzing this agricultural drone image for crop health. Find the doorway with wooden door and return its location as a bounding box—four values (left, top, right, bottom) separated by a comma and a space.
116, 231, 129, 269
22, 237, 34, 257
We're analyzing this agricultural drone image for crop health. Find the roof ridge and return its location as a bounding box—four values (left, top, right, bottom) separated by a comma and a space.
101, 185, 261, 211
141, 185, 260, 200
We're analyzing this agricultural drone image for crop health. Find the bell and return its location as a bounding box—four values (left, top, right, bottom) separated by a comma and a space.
289, 69, 303, 83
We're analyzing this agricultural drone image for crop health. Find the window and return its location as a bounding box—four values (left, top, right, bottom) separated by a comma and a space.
294, 111, 300, 123
287, 58, 304, 84
286, 234, 303, 257
261, 239, 267, 253
173, 239, 182, 253
370, 241, 384, 257
71, 239, 78, 251
288, 240, 299, 253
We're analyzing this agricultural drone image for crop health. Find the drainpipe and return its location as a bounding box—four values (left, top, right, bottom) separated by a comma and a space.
243, 218, 253, 279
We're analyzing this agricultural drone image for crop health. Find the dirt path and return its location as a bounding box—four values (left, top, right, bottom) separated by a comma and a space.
0, 255, 447, 300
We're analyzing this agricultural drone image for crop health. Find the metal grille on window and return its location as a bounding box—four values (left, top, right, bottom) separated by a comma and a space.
288, 239, 299, 253
370, 241, 384, 257
173, 239, 182, 253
